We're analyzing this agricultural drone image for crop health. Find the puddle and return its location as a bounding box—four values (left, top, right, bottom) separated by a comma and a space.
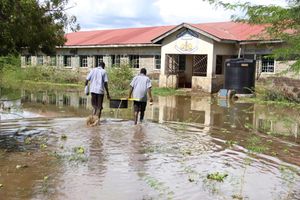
0, 88, 299, 199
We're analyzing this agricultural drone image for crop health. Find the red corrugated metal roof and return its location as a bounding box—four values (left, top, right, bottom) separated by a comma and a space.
191, 21, 267, 41
64, 21, 268, 46
65, 25, 175, 46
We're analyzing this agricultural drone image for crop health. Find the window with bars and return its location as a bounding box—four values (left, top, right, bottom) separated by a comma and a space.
179, 55, 186, 71
95, 55, 103, 67
216, 55, 223, 75
111, 55, 120, 67
80, 56, 88, 67
129, 55, 139, 68
261, 55, 275, 73
63, 95, 70, 106
50, 56, 56, 66
37, 56, 43, 65
64, 56, 71, 67
155, 55, 161, 69
25, 55, 31, 65
79, 97, 87, 107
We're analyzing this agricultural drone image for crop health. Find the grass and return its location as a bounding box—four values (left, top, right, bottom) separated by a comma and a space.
243, 85, 300, 108
246, 136, 268, 153
152, 87, 184, 96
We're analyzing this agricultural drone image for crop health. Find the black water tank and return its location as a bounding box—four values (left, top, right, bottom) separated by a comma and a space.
224, 59, 256, 94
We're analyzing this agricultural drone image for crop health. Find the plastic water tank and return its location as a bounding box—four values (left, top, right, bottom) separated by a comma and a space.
224, 58, 256, 94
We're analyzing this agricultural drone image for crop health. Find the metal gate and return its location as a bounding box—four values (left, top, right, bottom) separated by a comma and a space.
192, 55, 207, 76
165, 54, 179, 75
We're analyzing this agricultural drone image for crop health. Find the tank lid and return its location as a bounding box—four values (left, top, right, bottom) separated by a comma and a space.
225, 58, 255, 63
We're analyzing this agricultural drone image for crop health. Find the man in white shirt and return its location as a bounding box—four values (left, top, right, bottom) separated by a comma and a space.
128, 68, 153, 125
85, 61, 110, 122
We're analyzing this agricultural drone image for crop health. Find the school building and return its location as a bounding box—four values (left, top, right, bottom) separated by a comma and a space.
21, 21, 298, 93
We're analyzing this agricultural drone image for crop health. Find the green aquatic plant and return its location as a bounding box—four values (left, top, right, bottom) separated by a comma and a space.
74, 146, 85, 154
207, 172, 228, 182
40, 144, 47, 150
24, 137, 32, 145
68, 154, 88, 163
232, 194, 243, 200
60, 134, 67, 140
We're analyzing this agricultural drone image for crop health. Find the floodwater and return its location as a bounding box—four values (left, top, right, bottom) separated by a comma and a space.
0, 88, 299, 200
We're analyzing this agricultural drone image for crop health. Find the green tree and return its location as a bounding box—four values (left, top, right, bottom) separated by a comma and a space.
206, 0, 300, 73
0, 0, 79, 55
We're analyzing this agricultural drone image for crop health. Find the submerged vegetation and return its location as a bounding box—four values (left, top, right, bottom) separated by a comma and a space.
207, 172, 228, 182
243, 84, 300, 108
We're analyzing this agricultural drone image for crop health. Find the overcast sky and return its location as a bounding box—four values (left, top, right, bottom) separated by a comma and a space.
66, 0, 288, 31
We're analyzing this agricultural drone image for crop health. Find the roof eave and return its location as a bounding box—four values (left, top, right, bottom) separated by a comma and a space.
57, 43, 162, 48
239, 40, 283, 45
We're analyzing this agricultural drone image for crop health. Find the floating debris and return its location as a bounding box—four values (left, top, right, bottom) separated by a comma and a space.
60, 134, 67, 140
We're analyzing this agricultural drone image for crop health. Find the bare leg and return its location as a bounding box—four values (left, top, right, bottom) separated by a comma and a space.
140, 111, 145, 122
134, 111, 139, 125
93, 106, 97, 115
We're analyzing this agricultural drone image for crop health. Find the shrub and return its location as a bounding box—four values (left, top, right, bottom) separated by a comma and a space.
21, 66, 81, 83
107, 64, 134, 96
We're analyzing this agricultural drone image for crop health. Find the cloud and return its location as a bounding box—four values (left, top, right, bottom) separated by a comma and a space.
67, 0, 288, 30
67, 0, 163, 30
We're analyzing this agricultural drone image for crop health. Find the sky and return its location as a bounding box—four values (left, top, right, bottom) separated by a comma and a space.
66, 0, 288, 31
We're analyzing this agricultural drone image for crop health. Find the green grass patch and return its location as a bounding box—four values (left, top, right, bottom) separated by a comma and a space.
153, 87, 184, 96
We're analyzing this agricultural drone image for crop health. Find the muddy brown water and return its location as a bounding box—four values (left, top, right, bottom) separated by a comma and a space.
0, 89, 299, 200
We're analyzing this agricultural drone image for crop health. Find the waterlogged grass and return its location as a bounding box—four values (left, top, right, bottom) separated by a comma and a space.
246, 136, 268, 153
243, 85, 300, 108
143, 175, 174, 199
207, 172, 228, 182
152, 87, 184, 96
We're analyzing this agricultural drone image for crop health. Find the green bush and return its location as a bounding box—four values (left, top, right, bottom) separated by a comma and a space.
21, 66, 81, 83
0, 55, 82, 87
107, 64, 134, 97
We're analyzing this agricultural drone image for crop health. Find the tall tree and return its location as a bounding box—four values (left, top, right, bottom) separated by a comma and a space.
0, 0, 79, 55
206, 0, 300, 73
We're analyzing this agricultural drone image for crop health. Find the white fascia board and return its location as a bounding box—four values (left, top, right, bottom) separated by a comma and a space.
57, 44, 161, 49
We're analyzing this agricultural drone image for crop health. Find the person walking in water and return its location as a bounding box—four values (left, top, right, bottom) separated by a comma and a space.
128, 68, 153, 125
85, 61, 110, 125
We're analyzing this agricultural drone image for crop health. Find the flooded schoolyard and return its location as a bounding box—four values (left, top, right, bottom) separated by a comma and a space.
0, 88, 299, 200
